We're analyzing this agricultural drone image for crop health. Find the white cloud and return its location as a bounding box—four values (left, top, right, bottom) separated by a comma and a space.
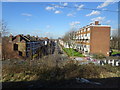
54, 10, 62, 14
45, 5, 63, 14
91, 17, 105, 22
67, 12, 76, 17
86, 10, 100, 16
45, 6, 55, 11
102, 8, 107, 11
105, 20, 111, 24
63, 3, 68, 6
51, 4, 64, 9
97, 0, 115, 8
67, 13, 74, 17
44, 32, 54, 38
44, 32, 51, 35
70, 21, 80, 27
55, 5, 63, 8
111, 29, 118, 31
21, 13, 32, 16
75, 4, 84, 11
111, 28, 118, 36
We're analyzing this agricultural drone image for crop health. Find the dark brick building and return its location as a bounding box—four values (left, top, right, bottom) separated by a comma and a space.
9, 34, 50, 58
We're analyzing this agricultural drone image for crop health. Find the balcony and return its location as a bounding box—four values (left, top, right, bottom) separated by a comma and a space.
84, 36, 90, 40
84, 36, 87, 39
86, 30, 90, 33
81, 37, 83, 39
75, 41, 82, 44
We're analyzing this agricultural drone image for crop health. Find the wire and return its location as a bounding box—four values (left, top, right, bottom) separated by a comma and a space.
46, 3, 119, 13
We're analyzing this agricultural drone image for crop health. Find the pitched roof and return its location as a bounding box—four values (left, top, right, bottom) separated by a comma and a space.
10, 34, 48, 42
12, 35, 30, 42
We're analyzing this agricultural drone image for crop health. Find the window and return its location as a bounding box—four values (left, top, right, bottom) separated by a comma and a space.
88, 28, 90, 31
26, 44, 30, 47
85, 51, 88, 53
84, 28, 86, 32
19, 51, 22, 56
81, 30, 83, 33
14, 44, 18, 51
84, 45, 86, 48
27, 48, 30, 51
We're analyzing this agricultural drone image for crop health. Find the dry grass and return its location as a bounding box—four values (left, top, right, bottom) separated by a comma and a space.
1, 59, 120, 82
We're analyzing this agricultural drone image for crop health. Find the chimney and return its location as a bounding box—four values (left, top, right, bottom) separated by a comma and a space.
9, 34, 13, 42
36, 36, 39, 41
17, 35, 21, 42
95, 21, 99, 25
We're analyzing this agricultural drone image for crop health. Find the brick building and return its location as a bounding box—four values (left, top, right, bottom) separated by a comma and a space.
74, 21, 110, 56
9, 34, 50, 58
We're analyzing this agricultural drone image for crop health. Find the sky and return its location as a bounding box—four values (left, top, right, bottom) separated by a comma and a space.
2, 1, 119, 38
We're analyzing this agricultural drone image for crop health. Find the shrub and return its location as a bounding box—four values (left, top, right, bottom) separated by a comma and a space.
92, 53, 106, 59
77, 64, 101, 78
2, 59, 120, 82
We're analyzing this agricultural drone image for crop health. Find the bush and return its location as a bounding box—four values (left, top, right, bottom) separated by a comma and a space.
77, 64, 101, 78
2, 59, 120, 82
92, 53, 106, 59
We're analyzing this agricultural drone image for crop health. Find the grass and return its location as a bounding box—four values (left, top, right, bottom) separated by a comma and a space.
63, 48, 84, 57
112, 51, 120, 55
111, 49, 120, 55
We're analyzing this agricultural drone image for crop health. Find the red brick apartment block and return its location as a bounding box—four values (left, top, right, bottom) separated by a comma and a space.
74, 21, 110, 56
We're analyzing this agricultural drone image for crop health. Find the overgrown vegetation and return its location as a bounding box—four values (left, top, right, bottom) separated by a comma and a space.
110, 35, 120, 50
92, 53, 106, 59
63, 48, 84, 57
1, 59, 120, 82
111, 50, 120, 55
2, 36, 22, 60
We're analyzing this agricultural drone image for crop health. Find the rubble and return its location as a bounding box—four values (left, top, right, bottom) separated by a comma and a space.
76, 78, 101, 85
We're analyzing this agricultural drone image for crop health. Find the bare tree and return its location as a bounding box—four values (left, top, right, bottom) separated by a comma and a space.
110, 28, 120, 50
0, 21, 20, 60
118, 28, 120, 50
0, 20, 9, 37
0, 21, 9, 60
63, 30, 76, 48
62, 30, 76, 56
110, 30, 120, 50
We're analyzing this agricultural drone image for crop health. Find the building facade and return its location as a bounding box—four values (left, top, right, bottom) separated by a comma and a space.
74, 21, 110, 56
9, 34, 49, 58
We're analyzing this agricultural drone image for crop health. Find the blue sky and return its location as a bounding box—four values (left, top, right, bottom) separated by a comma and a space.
2, 2, 118, 38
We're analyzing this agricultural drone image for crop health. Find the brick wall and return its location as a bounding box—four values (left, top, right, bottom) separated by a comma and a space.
90, 26, 110, 56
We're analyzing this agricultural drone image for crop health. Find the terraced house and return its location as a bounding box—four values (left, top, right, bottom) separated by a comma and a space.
74, 21, 110, 56
9, 34, 50, 58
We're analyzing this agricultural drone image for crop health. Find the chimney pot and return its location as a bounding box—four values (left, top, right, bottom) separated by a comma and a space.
17, 35, 21, 42
95, 21, 99, 25
9, 34, 13, 42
